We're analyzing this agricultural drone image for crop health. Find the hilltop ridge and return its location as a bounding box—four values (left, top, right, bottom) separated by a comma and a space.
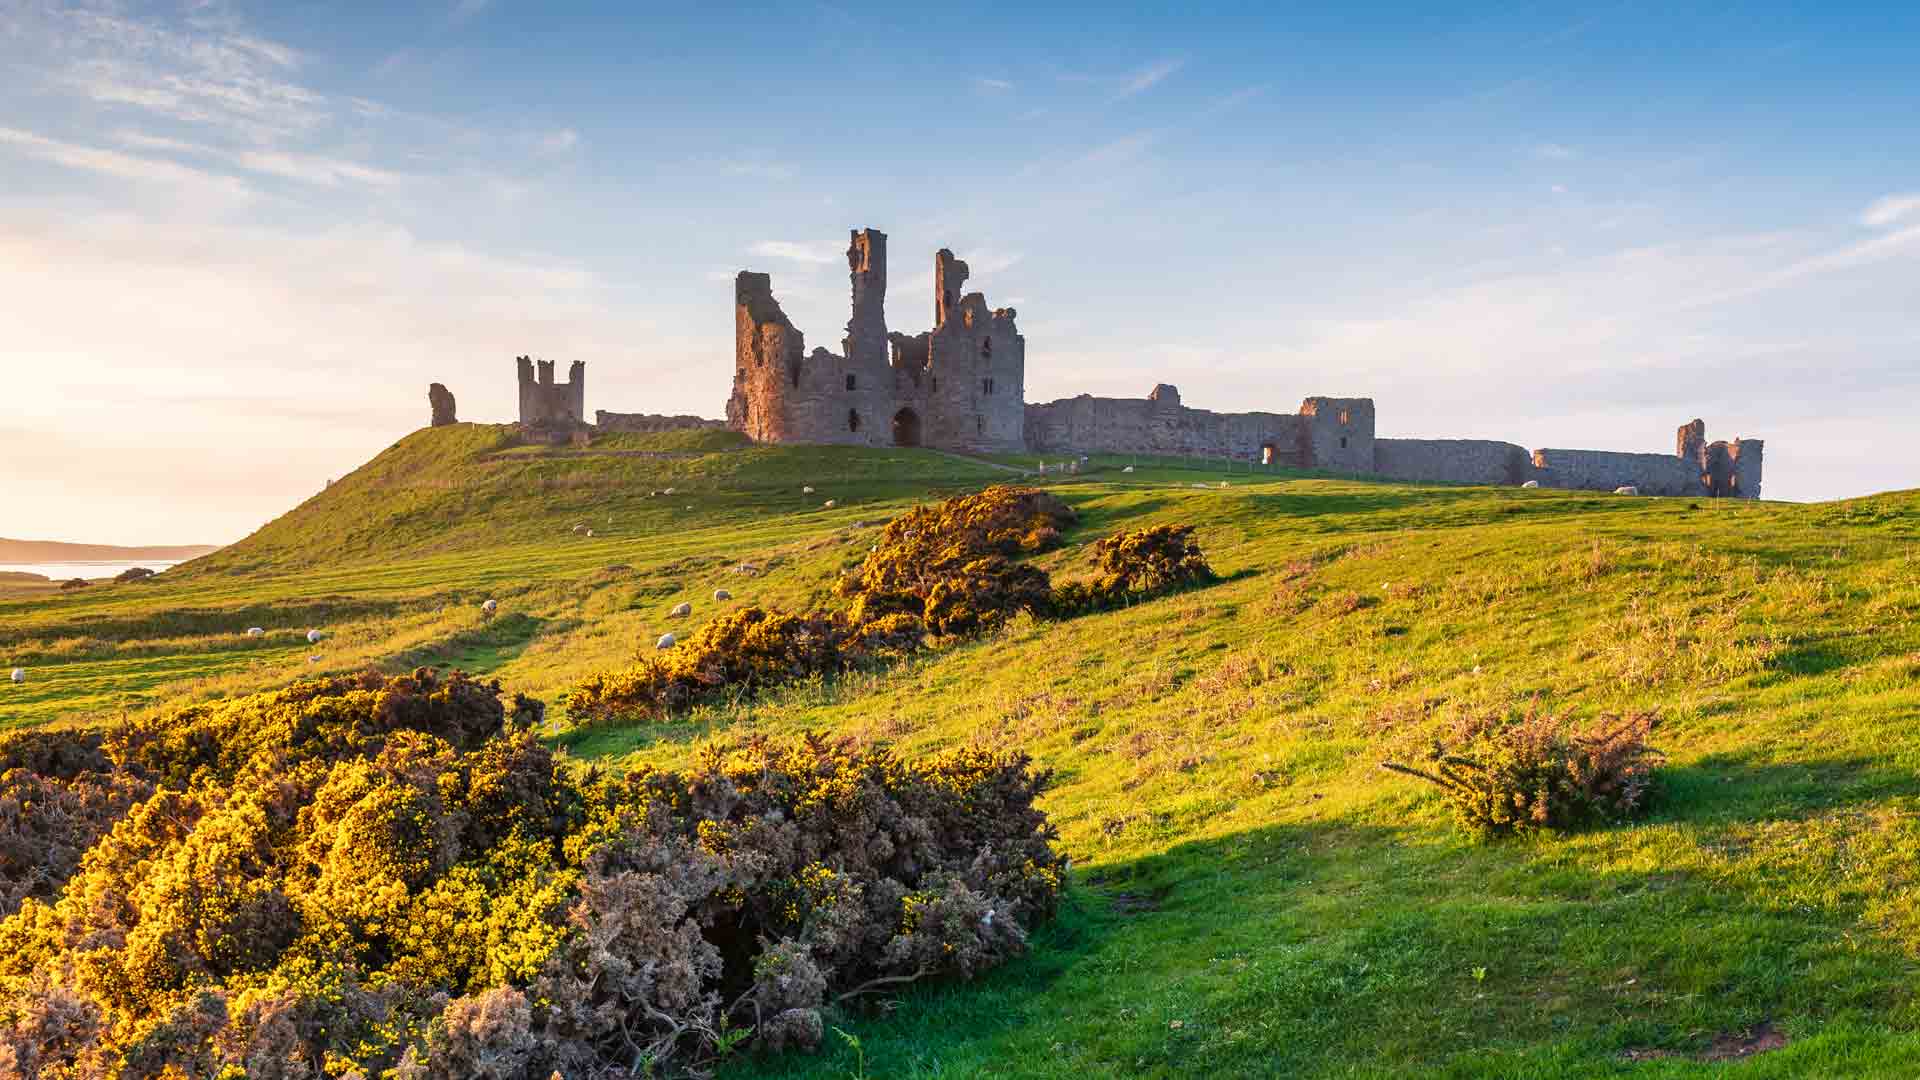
0, 538, 220, 562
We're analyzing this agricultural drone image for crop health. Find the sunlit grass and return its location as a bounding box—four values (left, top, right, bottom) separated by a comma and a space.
6, 422, 1920, 1074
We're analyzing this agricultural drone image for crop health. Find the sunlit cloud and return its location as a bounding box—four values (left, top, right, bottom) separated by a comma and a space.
1860, 192, 1920, 228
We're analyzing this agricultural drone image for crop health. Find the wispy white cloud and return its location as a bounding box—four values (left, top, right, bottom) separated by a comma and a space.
749, 240, 842, 264
961, 247, 1024, 275
1116, 57, 1184, 98
235, 148, 408, 187
1074, 131, 1155, 168
106, 129, 406, 189
975, 77, 1014, 92
0, 126, 251, 198
1533, 142, 1578, 160
42, 10, 330, 140
1860, 192, 1920, 228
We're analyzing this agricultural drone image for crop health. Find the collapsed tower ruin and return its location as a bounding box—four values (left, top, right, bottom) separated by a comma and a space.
726, 229, 1026, 453
517, 355, 586, 427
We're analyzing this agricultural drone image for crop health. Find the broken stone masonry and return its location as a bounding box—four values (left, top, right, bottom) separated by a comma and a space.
726, 228, 1026, 453
430, 224, 1766, 499
427, 383, 457, 427
516, 355, 586, 428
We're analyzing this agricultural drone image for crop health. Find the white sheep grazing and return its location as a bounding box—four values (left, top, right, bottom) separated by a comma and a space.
306, 629, 324, 644
714, 588, 733, 601
585, 528, 594, 538
670, 601, 692, 617
246, 627, 265, 637
656, 632, 676, 650
482, 599, 498, 614
663, 487, 676, 496
802, 486, 815, 494
1614, 485, 1640, 496
9, 668, 23, 684
572, 523, 587, 534
1122, 465, 1135, 474
1521, 480, 1540, 489
823, 499, 837, 509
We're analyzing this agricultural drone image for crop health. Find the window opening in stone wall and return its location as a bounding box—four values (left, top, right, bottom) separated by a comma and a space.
932, 377, 938, 392
982, 377, 994, 395
976, 417, 983, 435
982, 339, 991, 357
791, 362, 802, 388
1339, 409, 1351, 425
1261, 443, 1275, 466
1340, 436, 1348, 449
845, 373, 856, 391
848, 410, 861, 432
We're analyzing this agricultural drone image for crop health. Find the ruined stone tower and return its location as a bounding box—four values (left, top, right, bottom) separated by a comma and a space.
727, 228, 1026, 453
517, 355, 585, 426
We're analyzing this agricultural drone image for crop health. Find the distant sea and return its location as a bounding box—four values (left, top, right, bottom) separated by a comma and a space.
0, 560, 185, 581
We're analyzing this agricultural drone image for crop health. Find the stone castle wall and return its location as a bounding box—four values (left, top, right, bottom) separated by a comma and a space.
1024, 385, 1308, 463
1025, 384, 1764, 499
727, 229, 1026, 454
594, 411, 727, 433
1373, 438, 1531, 486
1529, 449, 1703, 495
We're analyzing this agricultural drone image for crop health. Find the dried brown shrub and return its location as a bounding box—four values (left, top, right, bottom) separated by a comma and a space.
1381, 700, 1661, 838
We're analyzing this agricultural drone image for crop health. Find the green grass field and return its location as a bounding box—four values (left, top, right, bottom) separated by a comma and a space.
6, 423, 1920, 1076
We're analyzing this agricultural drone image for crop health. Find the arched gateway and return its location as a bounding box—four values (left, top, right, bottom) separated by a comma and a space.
892, 407, 922, 447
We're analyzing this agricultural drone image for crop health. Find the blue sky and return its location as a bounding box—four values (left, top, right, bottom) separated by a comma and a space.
3, 1, 1918, 543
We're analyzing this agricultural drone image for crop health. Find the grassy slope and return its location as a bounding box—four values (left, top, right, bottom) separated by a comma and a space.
7, 425, 1920, 1075
0, 424, 1009, 727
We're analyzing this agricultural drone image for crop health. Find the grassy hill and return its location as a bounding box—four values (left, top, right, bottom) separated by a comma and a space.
6, 423, 1920, 1075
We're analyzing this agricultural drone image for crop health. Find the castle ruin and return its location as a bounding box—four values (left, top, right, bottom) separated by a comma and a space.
727, 229, 1026, 453
1028, 386, 1762, 497
723, 226, 1764, 497
439, 224, 1766, 499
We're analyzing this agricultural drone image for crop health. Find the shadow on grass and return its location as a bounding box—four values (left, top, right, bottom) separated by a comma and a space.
1656, 751, 1920, 824
0, 594, 412, 649
386, 611, 562, 674
729, 803, 1920, 1080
